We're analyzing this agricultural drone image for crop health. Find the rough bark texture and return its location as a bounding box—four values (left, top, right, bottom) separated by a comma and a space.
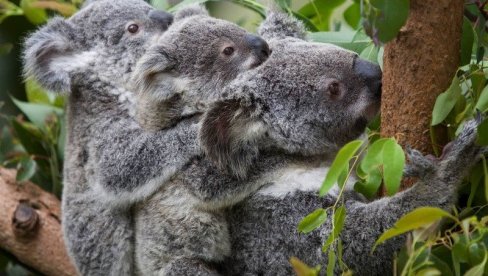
381, 0, 464, 188
0, 168, 77, 276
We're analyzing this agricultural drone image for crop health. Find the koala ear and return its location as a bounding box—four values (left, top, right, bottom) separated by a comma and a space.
132, 45, 179, 131
258, 10, 307, 40
200, 98, 266, 179
174, 4, 209, 21
23, 17, 87, 93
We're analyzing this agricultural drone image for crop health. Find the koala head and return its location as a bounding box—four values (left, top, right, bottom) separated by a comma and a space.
132, 5, 271, 131
200, 12, 382, 178
23, 0, 173, 93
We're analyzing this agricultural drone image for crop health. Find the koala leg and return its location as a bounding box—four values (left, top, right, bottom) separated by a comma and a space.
134, 185, 230, 275
338, 119, 485, 275
161, 258, 221, 276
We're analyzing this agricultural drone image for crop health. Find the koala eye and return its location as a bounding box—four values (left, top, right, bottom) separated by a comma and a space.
222, 47, 235, 56
127, 24, 140, 34
324, 79, 343, 100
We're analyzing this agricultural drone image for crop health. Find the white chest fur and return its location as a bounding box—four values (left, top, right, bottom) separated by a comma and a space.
257, 165, 356, 198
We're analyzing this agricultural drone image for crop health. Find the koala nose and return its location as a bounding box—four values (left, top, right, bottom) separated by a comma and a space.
245, 34, 271, 64
149, 10, 173, 30
354, 58, 382, 98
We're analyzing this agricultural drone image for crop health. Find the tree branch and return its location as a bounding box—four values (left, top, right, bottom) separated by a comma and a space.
0, 168, 77, 276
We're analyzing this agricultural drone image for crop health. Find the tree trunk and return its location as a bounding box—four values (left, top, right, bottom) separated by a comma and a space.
0, 168, 77, 276
381, 0, 464, 188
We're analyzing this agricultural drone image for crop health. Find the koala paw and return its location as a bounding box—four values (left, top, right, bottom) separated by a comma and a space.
403, 146, 437, 178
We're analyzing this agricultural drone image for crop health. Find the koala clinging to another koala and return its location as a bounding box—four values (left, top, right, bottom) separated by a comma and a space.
189, 13, 483, 276
133, 5, 270, 131
131, 9, 382, 276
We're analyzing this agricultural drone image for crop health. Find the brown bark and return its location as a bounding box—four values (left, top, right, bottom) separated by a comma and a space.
381, 0, 464, 188
0, 168, 77, 276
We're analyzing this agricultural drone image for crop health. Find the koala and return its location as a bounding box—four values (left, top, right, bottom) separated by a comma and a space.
21, 1, 216, 275
131, 10, 382, 276
119, 6, 279, 276
133, 5, 270, 131
183, 13, 482, 276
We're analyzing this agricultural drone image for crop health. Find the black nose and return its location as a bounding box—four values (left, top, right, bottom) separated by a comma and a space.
149, 10, 173, 30
354, 58, 382, 98
245, 34, 270, 64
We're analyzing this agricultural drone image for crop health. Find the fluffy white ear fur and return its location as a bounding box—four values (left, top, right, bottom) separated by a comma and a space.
257, 10, 307, 41
174, 4, 209, 21
23, 17, 89, 93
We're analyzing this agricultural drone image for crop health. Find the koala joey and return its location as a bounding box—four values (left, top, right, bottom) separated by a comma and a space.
187, 13, 483, 276
132, 5, 270, 131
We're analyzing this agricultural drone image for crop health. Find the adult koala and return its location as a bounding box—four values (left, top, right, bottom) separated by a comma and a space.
191, 13, 482, 275
23, 1, 269, 275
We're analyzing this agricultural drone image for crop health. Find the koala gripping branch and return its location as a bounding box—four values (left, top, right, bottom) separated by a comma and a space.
381, 0, 464, 188
0, 168, 77, 276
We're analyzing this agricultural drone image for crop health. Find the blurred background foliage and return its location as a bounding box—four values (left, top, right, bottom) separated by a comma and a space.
0, 0, 487, 275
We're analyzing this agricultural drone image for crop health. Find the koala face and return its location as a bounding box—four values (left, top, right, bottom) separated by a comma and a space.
132, 6, 270, 130
23, 0, 173, 93
200, 38, 381, 178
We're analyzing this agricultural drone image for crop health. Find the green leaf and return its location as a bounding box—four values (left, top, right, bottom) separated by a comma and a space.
374, 207, 455, 250
360, 138, 389, 172
151, 0, 170, 10
298, 208, 328, 234
431, 76, 462, 126
354, 168, 382, 198
20, 0, 47, 25
16, 155, 37, 182
365, 0, 410, 44
464, 252, 487, 276
0, 0, 23, 23
25, 79, 51, 105
416, 268, 441, 276
289, 257, 321, 276
308, 30, 371, 53
326, 249, 336, 276
475, 85, 488, 113
320, 140, 363, 196
476, 119, 488, 146
297, 0, 345, 31
332, 205, 346, 237
461, 17, 475, 66
359, 43, 380, 64
344, 2, 360, 29
11, 120, 47, 157
11, 97, 64, 130
0, 43, 13, 55
382, 139, 405, 196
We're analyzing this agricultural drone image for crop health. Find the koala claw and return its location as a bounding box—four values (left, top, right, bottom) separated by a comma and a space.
404, 147, 436, 178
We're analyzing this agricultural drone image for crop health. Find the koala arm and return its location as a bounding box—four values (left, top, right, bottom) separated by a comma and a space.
91, 116, 201, 206
336, 119, 483, 274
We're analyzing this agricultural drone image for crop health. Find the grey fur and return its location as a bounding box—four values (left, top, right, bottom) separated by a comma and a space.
129, 7, 276, 275
132, 11, 381, 276
133, 5, 270, 131
208, 13, 483, 275
21, 1, 201, 275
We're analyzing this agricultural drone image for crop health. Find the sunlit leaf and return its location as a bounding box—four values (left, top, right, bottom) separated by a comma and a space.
344, 2, 360, 29
475, 85, 488, 113
31, 1, 77, 17
308, 30, 371, 53
289, 257, 320, 276
326, 249, 336, 276
359, 43, 379, 64
0, 0, 23, 23
11, 97, 63, 130
320, 140, 363, 196
374, 207, 455, 250
20, 0, 47, 25
298, 208, 328, 234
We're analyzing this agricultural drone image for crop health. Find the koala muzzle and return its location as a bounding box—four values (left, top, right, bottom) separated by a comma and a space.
354, 58, 382, 98
149, 10, 174, 30
245, 34, 271, 65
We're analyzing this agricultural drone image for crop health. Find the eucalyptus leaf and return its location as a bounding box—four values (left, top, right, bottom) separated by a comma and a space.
298, 208, 328, 234
320, 140, 363, 196
431, 76, 462, 126
461, 17, 475, 66
374, 207, 455, 250
20, 0, 47, 25
16, 155, 37, 182
11, 97, 64, 130
382, 139, 405, 196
